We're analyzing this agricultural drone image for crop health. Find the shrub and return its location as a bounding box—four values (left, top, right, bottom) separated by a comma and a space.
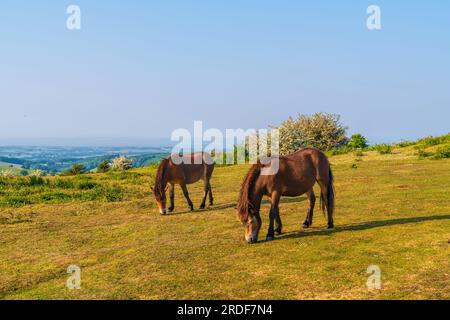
277, 113, 348, 155
28, 176, 45, 186
372, 144, 392, 155
327, 146, 351, 156
397, 140, 415, 148
75, 178, 97, 190
353, 150, 365, 157
97, 160, 111, 173
29, 170, 44, 177
64, 164, 86, 176
0, 169, 15, 178
20, 170, 28, 177
418, 136, 445, 147
111, 156, 133, 171
432, 144, 450, 159
348, 134, 368, 150
53, 178, 75, 189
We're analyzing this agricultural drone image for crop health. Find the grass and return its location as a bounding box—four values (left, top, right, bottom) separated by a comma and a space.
0, 144, 449, 300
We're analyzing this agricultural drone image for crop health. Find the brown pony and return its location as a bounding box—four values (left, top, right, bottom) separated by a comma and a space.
237, 148, 334, 243
152, 152, 215, 215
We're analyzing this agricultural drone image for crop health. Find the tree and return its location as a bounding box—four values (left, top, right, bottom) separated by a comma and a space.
65, 164, 86, 176
111, 156, 133, 171
278, 113, 348, 155
97, 160, 111, 173
348, 134, 368, 149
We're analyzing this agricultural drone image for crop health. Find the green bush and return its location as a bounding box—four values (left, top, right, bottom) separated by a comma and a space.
348, 134, 368, 150
397, 141, 415, 148
97, 160, 111, 173
432, 144, 450, 159
416, 147, 432, 159
418, 136, 445, 147
64, 164, 86, 176
353, 150, 365, 157
372, 144, 393, 155
327, 147, 351, 156
28, 176, 45, 186
102, 185, 124, 202
53, 178, 75, 189
75, 178, 97, 190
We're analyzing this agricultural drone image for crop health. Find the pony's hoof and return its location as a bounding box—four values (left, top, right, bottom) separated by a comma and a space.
327, 225, 335, 230
274, 230, 282, 236
168, 207, 174, 213
189, 207, 194, 211
199, 205, 206, 210
265, 236, 274, 241
302, 223, 310, 229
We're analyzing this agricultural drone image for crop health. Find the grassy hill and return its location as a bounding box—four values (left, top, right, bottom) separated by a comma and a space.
0, 137, 449, 299
0, 162, 26, 176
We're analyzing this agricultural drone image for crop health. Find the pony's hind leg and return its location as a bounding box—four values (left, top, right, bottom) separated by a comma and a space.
319, 182, 334, 230
274, 211, 283, 235
199, 180, 209, 209
208, 182, 213, 206
302, 189, 316, 229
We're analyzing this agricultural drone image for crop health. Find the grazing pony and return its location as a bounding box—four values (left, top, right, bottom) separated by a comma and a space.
237, 148, 334, 243
152, 152, 215, 215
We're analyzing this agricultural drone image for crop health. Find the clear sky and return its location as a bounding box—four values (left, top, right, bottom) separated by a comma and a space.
0, 0, 449, 145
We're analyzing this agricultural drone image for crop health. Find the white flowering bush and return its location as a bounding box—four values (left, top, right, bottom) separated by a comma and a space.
29, 169, 44, 177
111, 156, 133, 171
0, 169, 15, 178
277, 113, 348, 155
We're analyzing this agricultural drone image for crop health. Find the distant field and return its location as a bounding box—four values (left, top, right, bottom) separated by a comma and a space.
0, 162, 24, 175
0, 143, 449, 299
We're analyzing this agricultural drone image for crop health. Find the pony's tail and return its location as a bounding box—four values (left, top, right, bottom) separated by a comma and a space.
320, 167, 335, 218
237, 163, 262, 223
327, 167, 335, 219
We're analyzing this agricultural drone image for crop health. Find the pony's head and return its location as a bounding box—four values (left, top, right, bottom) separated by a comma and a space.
237, 164, 262, 243
152, 159, 169, 215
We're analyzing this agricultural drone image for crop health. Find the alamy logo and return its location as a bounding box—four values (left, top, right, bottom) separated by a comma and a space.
66, 5, 81, 30
367, 5, 382, 30
366, 265, 382, 290
171, 121, 280, 175
67, 265, 81, 289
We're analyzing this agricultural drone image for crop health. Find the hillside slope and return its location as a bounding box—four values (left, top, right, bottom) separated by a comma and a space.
0, 145, 449, 299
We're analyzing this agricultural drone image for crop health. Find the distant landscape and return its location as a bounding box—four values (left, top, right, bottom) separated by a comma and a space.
0, 146, 171, 175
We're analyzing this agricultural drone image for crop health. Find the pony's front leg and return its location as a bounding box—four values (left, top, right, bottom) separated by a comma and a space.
266, 208, 276, 241
168, 183, 175, 212
266, 193, 281, 241
180, 182, 194, 211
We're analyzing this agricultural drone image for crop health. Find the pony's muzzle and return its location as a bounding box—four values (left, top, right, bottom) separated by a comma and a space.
160, 209, 167, 215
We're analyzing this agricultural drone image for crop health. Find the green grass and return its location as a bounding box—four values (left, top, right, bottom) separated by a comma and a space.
0, 145, 449, 300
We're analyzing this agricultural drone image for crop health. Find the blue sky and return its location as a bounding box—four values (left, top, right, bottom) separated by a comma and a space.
0, 0, 449, 145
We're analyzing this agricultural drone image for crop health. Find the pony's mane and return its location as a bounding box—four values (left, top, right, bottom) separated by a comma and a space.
237, 163, 262, 224
154, 158, 169, 198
